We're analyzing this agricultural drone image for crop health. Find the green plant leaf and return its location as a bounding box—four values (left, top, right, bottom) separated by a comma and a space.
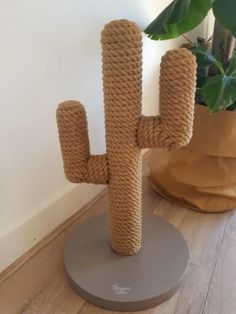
196, 74, 210, 104
227, 53, 236, 76
145, 0, 211, 40
212, 0, 236, 38
201, 75, 236, 112
196, 74, 209, 87
195, 88, 206, 104
191, 46, 225, 74
227, 101, 236, 111
192, 47, 218, 67
144, 0, 191, 39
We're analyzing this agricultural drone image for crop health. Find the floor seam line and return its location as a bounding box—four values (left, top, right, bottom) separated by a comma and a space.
200, 211, 230, 314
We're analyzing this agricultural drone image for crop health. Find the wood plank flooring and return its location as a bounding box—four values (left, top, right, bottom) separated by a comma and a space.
0, 175, 235, 314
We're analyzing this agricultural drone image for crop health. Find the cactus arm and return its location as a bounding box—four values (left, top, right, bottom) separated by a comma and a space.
137, 48, 196, 150
56, 101, 109, 184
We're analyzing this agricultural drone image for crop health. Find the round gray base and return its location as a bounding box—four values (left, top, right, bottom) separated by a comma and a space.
64, 212, 189, 312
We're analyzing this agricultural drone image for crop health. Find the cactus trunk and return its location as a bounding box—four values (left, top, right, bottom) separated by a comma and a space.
101, 21, 143, 255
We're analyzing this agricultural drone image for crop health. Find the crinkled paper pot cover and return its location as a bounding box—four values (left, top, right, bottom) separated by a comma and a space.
148, 104, 236, 213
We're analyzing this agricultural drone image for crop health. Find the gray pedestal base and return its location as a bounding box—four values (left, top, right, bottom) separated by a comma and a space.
64, 212, 189, 312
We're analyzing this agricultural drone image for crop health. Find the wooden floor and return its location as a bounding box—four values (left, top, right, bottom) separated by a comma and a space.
1, 174, 236, 314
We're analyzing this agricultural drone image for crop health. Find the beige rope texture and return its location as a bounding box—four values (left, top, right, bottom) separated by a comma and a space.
56, 19, 196, 256
137, 48, 196, 149
57, 101, 108, 184
102, 20, 142, 255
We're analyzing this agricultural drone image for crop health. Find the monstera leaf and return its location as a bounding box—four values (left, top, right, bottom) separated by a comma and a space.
145, 0, 236, 42
199, 53, 236, 112
145, 0, 211, 40
226, 53, 236, 77
191, 47, 218, 67
212, 0, 236, 38
145, 0, 236, 112
201, 75, 236, 112
144, 0, 190, 39
191, 46, 224, 74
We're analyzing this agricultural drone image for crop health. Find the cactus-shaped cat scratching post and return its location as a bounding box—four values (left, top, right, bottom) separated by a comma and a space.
57, 20, 196, 311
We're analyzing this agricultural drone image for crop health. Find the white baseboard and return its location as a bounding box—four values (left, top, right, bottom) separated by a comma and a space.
0, 184, 105, 273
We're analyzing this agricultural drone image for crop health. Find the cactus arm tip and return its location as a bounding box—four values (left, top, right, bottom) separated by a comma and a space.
137, 48, 196, 150
56, 101, 109, 185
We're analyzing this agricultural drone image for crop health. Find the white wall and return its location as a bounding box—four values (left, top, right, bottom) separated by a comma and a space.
0, 0, 207, 271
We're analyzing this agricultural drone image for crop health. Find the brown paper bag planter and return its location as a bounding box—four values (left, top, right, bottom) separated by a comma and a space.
149, 103, 236, 213
56, 20, 196, 311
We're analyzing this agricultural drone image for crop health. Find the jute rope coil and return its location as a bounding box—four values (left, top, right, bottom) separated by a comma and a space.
57, 101, 108, 184
56, 19, 196, 256
137, 48, 196, 149
101, 20, 142, 255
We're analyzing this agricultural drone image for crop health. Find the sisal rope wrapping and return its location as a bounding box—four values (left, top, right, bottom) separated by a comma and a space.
56, 20, 196, 256
137, 48, 196, 149
57, 101, 108, 184
102, 20, 142, 255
